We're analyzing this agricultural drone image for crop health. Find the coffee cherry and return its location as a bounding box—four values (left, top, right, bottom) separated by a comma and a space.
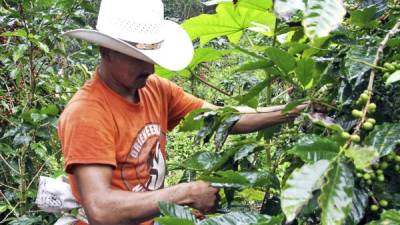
363, 122, 374, 130
360, 93, 369, 102
383, 72, 390, 80
371, 204, 379, 211
341, 132, 351, 139
352, 109, 363, 118
367, 179, 372, 185
356, 172, 362, 178
380, 162, 389, 169
379, 200, 388, 207
396, 155, 400, 162
388, 152, 396, 160
363, 173, 371, 180
351, 134, 361, 142
377, 175, 384, 182
376, 169, 383, 175
384, 63, 396, 71
366, 118, 376, 124
368, 103, 376, 113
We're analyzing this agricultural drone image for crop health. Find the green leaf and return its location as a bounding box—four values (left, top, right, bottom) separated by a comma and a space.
305, 113, 344, 133
156, 217, 195, 225
346, 188, 369, 225
9, 215, 41, 225
1, 29, 27, 37
37, 41, 50, 53
13, 44, 28, 62
233, 144, 259, 162
214, 115, 240, 151
235, 78, 270, 108
281, 160, 330, 222
264, 47, 296, 74
158, 202, 198, 223
282, 99, 306, 114
235, 60, 273, 73
350, 6, 379, 28
303, 0, 346, 39
182, 3, 275, 45
295, 58, 316, 89
345, 46, 376, 79
198, 211, 272, 225
200, 170, 279, 189
40, 105, 59, 116
179, 108, 212, 132
364, 123, 400, 157
0, 204, 7, 213
289, 135, 340, 163
385, 70, 400, 86
184, 151, 219, 171
319, 160, 354, 225
367, 210, 400, 225
344, 146, 379, 170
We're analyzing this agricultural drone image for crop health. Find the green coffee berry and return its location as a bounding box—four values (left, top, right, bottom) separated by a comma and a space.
341, 132, 351, 139
352, 109, 363, 118
379, 200, 388, 207
363, 122, 374, 130
366, 118, 376, 124
360, 93, 369, 102
368, 103, 376, 113
351, 134, 361, 142
370, 204, 379, 211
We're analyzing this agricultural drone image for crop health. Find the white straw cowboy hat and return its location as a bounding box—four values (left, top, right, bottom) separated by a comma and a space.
63, 0, 194, 71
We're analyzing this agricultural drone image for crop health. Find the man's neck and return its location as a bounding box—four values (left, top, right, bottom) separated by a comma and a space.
98, 64, 140, 104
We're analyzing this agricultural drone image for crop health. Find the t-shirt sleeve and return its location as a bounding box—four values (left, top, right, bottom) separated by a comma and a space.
58, 100, 117, 174
157, 77, 204, 130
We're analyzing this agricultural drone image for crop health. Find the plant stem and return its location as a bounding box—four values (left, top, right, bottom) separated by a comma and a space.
189, 69, 232, 96
347, 19, 400, 146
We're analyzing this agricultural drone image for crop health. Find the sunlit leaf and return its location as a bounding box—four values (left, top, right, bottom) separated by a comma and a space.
183, 3, 275, 45
264, 47, 296, 74
385, 71, 400, 86
289, 135, 340, 163
344, 146, 379, 170
281, 160, 330, 222
319, 160, 354, 225
367, 210, 400, 225
364, 123, 400, 156
303, 0, 346, 40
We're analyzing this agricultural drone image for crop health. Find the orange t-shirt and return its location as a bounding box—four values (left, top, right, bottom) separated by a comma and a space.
57, 70, 203, 225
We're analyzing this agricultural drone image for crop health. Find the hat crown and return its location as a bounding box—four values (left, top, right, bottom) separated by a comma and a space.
96, 0, 165, 44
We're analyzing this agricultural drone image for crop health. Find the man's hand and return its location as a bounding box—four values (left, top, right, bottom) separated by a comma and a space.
73, 165, 220, 225
185, 181, 219, 213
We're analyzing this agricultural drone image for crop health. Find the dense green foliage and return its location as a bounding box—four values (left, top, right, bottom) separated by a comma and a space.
1, 0, 400, 224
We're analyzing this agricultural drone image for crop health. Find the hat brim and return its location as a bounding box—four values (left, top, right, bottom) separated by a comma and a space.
63, 20, 194, 71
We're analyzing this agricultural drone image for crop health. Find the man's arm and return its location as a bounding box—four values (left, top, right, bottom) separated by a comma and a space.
202, 102, 307, 134
74, 165, 218, 225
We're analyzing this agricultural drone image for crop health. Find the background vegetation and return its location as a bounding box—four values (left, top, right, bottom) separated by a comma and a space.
1, 0, 400, 224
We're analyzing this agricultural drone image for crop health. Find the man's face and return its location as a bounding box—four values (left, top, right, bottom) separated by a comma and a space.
102, 48, 155, 90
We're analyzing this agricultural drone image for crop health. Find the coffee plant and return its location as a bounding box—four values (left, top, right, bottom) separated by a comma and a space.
155, 0, 400, 224
1, 0, 400, 224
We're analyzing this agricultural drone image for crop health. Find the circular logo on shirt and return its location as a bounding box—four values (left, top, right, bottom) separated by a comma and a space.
121, 123, 166, 192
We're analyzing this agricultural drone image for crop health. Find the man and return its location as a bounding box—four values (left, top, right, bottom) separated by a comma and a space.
58, 0, 306, 224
